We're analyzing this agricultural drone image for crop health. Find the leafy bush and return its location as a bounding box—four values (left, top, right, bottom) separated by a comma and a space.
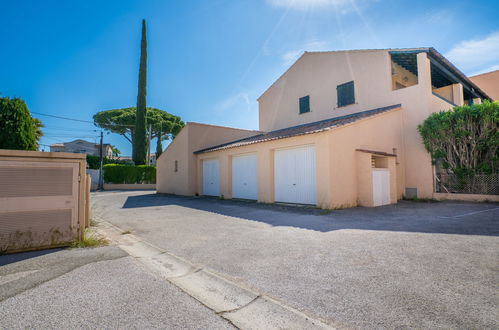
0, 97, 43, 150
86, 155, 101, 169
103, 164, 156, 184
86, 155, 133, 169
418, 100, 498, 177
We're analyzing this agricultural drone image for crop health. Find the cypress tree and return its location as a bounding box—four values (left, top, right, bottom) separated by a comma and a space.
155, 129, 163, 159
132, 19, 148, 165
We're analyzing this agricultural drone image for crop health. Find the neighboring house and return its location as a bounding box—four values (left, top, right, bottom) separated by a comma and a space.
157, 48, 490, 208
469, 70, 499, 100
50, 139, 113, 158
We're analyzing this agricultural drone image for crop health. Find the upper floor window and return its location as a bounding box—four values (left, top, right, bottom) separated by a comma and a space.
337, 81, 355, 107
174, 160, 178, 172
299, 95, 310, 114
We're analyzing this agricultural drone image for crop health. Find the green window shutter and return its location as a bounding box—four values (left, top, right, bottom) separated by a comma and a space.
299, 95, 310, 114
337, 81, 355, 107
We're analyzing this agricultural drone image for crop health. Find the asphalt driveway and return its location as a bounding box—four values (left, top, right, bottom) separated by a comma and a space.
0, 246, 234, 329
92, 191, 499, 329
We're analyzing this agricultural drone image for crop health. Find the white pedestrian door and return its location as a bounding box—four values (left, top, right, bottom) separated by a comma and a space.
372, 169, 390, 206
203, 159, 220, 196
232, 154, 258, 200
274, 146, 316, 205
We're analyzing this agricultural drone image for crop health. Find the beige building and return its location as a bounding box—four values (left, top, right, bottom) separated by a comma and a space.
50, 139, 113, 158
469, 70, 499, 100
157, 48, 490, 208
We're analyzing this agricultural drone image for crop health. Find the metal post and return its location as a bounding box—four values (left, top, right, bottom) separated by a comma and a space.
98, 130, 104, 190
147, 123, 152, 165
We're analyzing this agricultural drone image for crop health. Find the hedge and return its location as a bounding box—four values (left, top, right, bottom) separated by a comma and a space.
87, 155, 132, 170
103, 164, 156, 184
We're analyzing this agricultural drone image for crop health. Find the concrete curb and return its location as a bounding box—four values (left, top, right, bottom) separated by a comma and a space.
96, 220, 335, 330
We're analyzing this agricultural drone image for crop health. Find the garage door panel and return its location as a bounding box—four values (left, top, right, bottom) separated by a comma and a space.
275, 146, 316, 205
203, 159, 220, 196
232, 154, 257, 200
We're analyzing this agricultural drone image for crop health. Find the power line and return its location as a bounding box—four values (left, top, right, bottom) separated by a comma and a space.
32, 111, 136, 127
31, 112, 95, 124
43, 136, 99, 138
43, 125, 99, 132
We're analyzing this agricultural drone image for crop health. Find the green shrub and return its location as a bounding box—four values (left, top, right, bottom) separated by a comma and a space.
0, 97, 43, 150
86, 155, 134, 170
418, 100, 498, 177
103, 164, 156, 184
86, 155, 101, 169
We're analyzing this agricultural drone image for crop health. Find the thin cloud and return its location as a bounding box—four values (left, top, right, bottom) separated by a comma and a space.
282, 40, 331, 66
215, 92, 252, 113
470, 64, 499, 77
424, 8, 454, 25
446, 31, 499, 75
268, 0, 351, 10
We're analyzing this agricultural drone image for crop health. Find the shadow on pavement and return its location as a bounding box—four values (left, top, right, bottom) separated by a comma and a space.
0, 248, 64, 267
122, 193, 499, 236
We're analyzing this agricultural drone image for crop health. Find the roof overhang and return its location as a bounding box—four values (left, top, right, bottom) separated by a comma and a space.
389, 48, 491, 100
356, 149, 396, 157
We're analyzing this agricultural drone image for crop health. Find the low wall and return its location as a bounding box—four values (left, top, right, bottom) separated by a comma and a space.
103, 184, 156, 190
86, 169, 99, 191
433, 193, 499, 203
0, 149, 88, 253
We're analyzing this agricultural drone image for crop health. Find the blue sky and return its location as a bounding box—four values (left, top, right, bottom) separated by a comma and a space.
1, 0, 498, 155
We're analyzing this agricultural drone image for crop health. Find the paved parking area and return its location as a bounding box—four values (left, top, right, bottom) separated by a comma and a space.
0, 246, 233, 329
92, 191, 499, 329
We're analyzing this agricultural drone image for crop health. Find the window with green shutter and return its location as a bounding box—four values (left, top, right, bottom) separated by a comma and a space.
337, 81, 355, 107
299, 95, 310, 114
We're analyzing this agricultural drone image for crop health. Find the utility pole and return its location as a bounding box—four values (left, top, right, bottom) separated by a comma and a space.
147, 123, 152, 165
98, 130, 104, 190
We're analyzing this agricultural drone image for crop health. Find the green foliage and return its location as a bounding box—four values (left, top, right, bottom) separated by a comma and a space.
93, 107, 183, 143
133, 19, 149, 165
111, 146, 121, 157
103, 164, 156, 184
86, 155, 100, 169
86, 155, 131, 170
71, 229, 108, 248
418, 100, 498, 177
156, 130, 163, 159
0, 97, 43, 150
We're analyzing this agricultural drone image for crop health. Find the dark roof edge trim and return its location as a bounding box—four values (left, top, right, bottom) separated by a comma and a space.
356, 149, 396, 157
194, 104, 401, 154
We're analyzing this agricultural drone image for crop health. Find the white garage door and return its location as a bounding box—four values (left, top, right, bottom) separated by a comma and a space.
274, 146, 316, 205
203, 159, 220, 196
232, 153, 258, 200
372, 169, 390, 206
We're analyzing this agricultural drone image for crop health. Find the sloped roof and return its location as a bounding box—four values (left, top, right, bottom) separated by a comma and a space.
194, 104, 401, 154
259, 47, 490, 101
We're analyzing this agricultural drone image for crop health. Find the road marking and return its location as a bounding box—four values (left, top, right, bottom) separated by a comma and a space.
437, 207, 499, 219
96, 220, 335, 330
